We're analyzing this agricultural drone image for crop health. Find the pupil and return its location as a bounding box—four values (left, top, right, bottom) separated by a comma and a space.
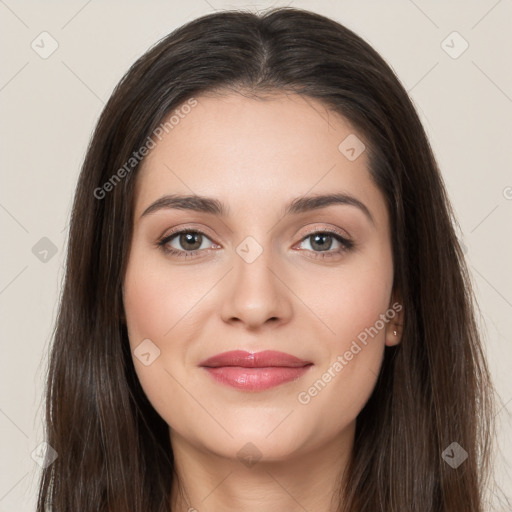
181, 232, 201, 250
312, 234, 332, 251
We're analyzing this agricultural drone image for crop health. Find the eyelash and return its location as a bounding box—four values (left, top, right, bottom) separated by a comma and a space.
156, 227, 355, 260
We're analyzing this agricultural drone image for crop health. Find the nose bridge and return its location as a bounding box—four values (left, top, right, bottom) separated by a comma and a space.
221, 234, 292, 327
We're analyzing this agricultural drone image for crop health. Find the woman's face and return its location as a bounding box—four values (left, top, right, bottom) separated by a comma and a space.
123, 92, 401, 463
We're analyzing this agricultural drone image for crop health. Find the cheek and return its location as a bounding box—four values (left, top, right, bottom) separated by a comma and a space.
123, 248, 208, 345
122, 250, 204, 429
302, 248, 393, 347
293, 249, 393, 420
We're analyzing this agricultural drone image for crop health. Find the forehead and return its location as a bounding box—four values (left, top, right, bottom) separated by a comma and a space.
133, 92, 387, 228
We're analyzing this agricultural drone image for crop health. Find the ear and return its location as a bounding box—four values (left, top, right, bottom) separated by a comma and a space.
385, 290, 403, 347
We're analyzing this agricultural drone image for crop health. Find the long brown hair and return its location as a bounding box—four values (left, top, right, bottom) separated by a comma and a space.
37, 7, 497, 511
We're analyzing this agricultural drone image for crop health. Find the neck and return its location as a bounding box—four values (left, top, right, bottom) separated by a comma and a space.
169, 424, 354, 512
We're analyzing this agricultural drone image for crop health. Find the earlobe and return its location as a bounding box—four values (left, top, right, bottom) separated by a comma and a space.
385, 291, 403, 346
385, 323, 402, 346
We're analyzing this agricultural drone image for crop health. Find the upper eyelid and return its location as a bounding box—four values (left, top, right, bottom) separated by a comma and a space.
161, 226, 215, 243
299, 225, 351, 240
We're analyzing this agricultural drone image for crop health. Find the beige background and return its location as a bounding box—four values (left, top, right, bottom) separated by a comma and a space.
1, 0, 511, 510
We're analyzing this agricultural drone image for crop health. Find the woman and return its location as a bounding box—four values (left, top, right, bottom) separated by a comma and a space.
37, 7, 497, 511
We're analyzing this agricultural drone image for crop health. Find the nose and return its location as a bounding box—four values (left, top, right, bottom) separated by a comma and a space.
220, 243, 293, 330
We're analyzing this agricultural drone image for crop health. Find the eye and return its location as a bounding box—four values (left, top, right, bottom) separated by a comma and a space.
157, 230, 217, 258
295, 230, 354, 259
156, 227, 354, 260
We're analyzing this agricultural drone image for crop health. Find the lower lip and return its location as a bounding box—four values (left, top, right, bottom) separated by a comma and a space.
202, 366, 312, 391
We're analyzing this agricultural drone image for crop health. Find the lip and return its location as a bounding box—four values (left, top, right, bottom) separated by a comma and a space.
199, 350, 313, 391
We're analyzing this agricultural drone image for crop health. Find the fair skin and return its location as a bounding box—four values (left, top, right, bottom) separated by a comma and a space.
123, 91, 403, 512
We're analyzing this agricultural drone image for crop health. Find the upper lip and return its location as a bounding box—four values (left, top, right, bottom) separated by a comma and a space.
199, 350, 312, 368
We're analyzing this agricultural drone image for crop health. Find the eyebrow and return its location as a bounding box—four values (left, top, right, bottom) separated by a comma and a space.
140, 192, 374, 224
